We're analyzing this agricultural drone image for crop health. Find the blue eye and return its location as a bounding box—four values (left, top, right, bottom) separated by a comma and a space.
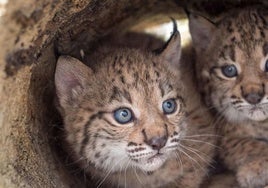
114, 108, 133, 124
162, 99, 177, 114
221, 65, 238, 78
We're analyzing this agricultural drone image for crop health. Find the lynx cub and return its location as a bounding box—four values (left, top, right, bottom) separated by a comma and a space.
55, 28, 215, 187
189, 6, 268, 188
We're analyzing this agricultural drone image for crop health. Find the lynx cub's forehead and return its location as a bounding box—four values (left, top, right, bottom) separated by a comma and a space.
215, 8, 268, 63
86, 48, 182, 106
92, 48, 176, 81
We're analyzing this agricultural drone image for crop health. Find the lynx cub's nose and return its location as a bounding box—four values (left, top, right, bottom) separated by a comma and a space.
241, 85, 264, 105
147, 136, 167, 150
244, 92, 264, 105
241, 84, 265, 105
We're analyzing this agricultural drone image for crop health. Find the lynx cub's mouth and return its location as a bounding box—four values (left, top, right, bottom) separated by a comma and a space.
225, 102, 268, 122
136, 152, 167, 172
241, 105, 267, 122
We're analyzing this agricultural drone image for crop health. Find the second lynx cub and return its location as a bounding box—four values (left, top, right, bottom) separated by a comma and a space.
189, 6, 268, 188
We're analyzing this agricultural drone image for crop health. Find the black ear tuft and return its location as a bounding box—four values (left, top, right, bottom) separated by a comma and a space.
170, 17, 178, 34
153, 17, 179, 55
156, 19, 181, 68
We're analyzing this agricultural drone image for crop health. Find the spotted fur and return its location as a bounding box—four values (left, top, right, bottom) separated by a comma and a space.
189, 6, 268, 188
55, 31, 215, 188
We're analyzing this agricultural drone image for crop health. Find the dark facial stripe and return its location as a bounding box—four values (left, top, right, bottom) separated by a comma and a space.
112, 55, 123, 68
102, 117, 117, 127
128, 147, 146, 153
176, 95, 185, 107
210, 68, 227, 81
128, 142, 138, 146
159, 82, 174, 97
229, 46, 236, 62
133, 72, 139, 82
122, 89, 132, 104
159, 82, 165, 97
164, 124, 169, 137
263, 42, 268, 56
109, 86, 132, 104
219, 45, 236, 61
258, 12, 267, 27
145, 70, 150, 81
142, 129, 148, 142
232, 100, 243, 105
155, 71, 160, 78
100, 128, 117, 137
120, 76, 125, 84
80, 111, 105, 156
110, 86, 121, 102
209, 66, 219, 75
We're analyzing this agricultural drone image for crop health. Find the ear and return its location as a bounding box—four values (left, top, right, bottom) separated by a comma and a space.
55, 55, 93, 108
188, 13, 217, 53
159, 20, 182, 68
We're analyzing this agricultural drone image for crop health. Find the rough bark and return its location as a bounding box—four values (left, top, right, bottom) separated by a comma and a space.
0, 0, 266, 187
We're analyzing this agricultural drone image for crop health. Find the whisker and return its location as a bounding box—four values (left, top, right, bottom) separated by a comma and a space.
184, 134, 221, 138
177, 148, 200, 176
65, 156, 85, 166
174, 151, 183, 173
210, 105, 229, 128
117, 160, 124, 188
133, 164, 144, 186
177, 147, 203, 171
179, 144, 214, 169
181, 138, 221, 149
124, 159, 131, 188
97, 158, 125, 188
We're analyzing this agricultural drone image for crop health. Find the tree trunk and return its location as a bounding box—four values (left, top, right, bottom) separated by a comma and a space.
0, 0, 266, 187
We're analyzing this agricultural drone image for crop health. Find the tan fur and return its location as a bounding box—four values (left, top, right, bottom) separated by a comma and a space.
55, 31, 215, 188
189, 6, 268, 188
201, 171, 240, 188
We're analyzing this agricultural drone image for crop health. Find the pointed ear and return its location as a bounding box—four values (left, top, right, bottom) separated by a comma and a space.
159, 24, 182, 68
55, 55, 93, 108
189, 13, 217, 53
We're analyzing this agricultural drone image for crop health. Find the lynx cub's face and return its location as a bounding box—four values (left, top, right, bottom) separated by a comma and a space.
55, 31, 187, 177
190, 7, 268, 123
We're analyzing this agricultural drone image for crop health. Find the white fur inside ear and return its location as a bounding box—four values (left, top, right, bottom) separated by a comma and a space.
71, 85, 83, 100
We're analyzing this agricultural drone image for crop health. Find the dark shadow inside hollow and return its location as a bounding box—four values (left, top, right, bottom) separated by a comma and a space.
28, 47, 90, 186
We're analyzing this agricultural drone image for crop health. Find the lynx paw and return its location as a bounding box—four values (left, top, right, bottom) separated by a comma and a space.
236, 159, 268, 188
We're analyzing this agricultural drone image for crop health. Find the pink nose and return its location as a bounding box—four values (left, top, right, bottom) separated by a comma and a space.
244, 92, 264, 105
147, 136, 167, 150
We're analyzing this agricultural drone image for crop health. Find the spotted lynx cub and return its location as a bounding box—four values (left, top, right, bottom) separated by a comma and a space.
189, 7, 268, 188
55, 28, 215, 188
